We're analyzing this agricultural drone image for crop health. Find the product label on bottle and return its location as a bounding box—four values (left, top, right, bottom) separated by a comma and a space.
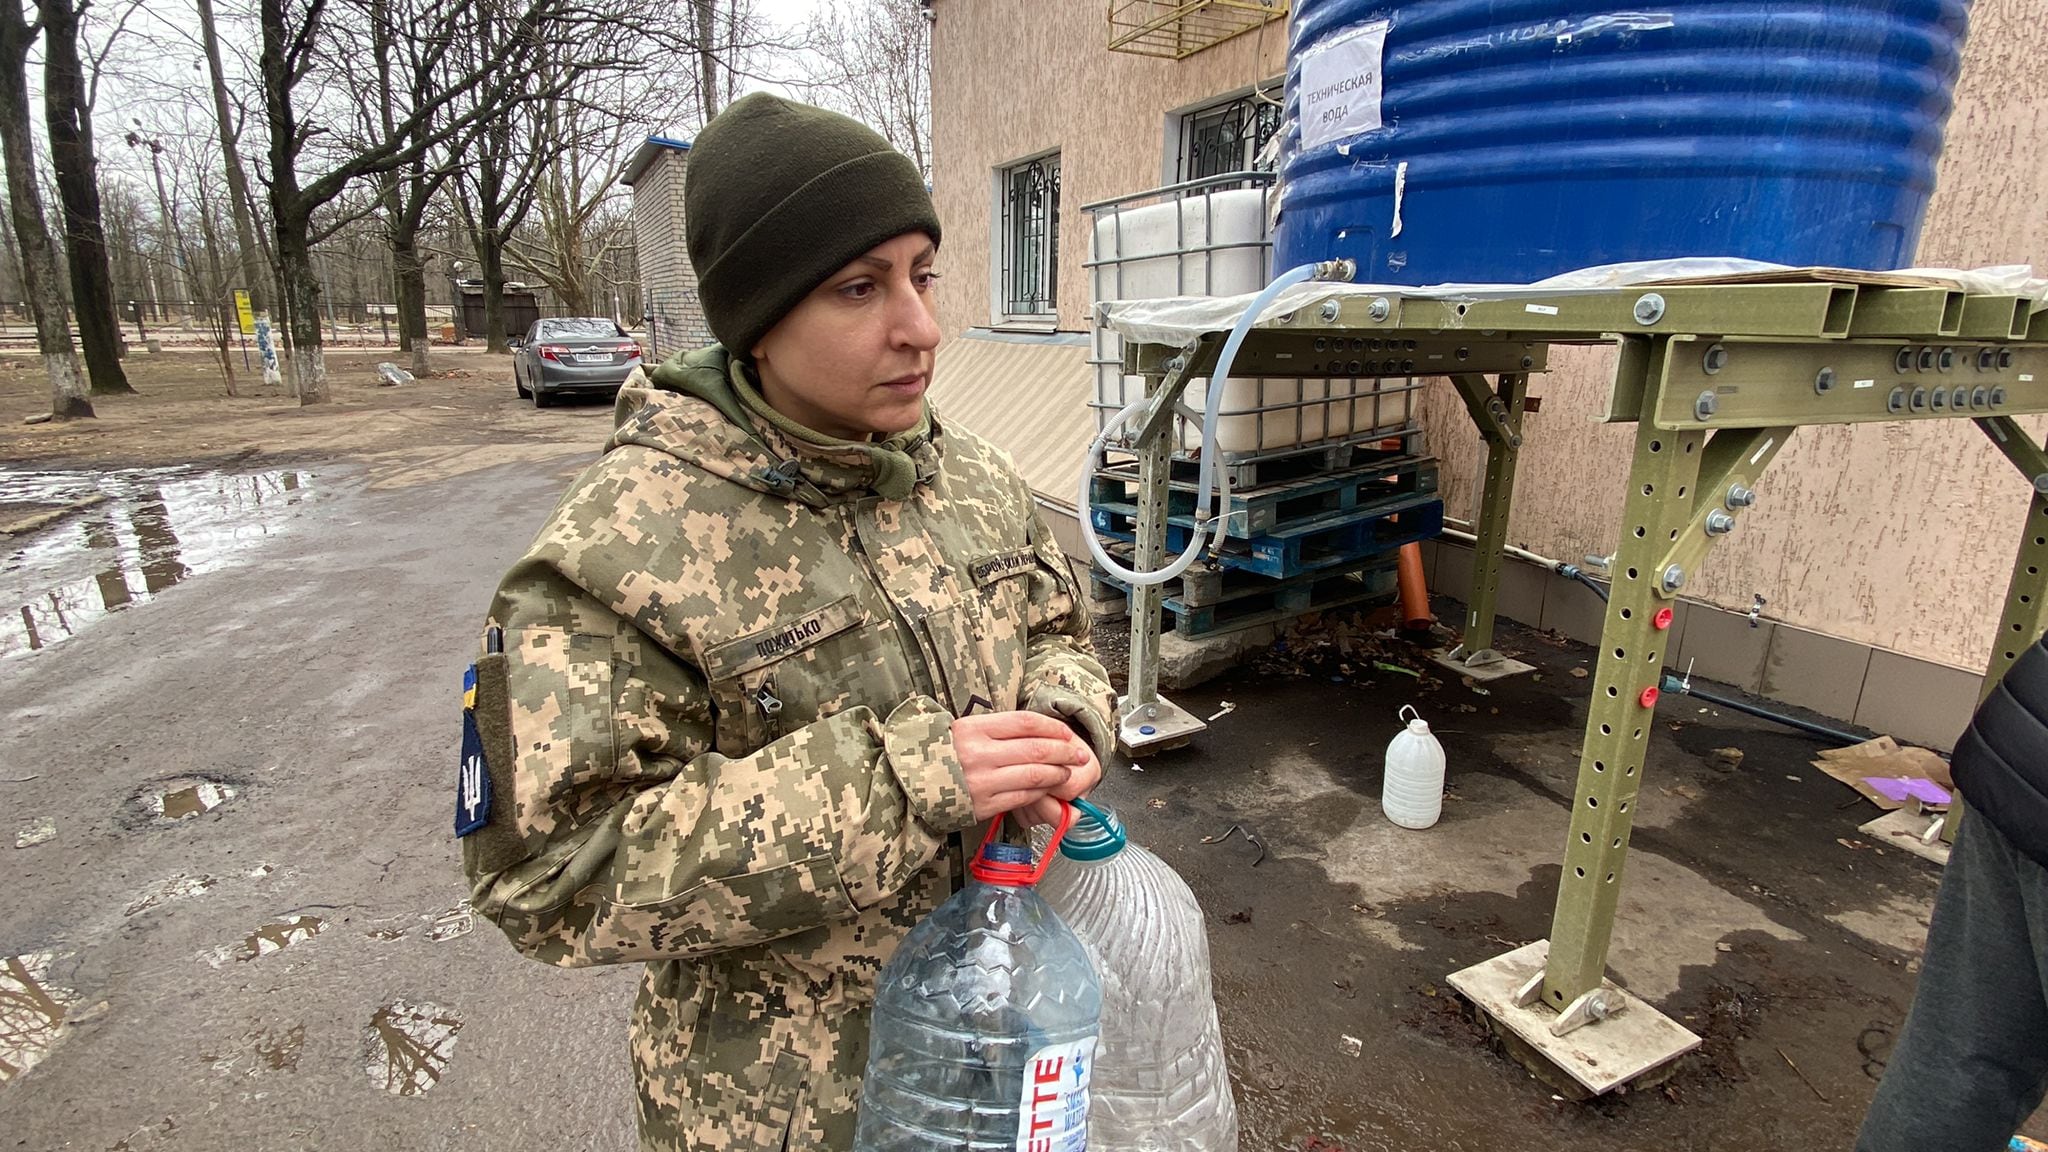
1013, 1036, 1096, 1152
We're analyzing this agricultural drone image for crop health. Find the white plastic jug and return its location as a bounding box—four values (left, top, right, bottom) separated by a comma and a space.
1382, 705, 1447, 829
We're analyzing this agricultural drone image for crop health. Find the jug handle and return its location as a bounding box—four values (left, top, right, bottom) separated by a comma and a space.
1399, 705, 1422, 725
970, 801, 1079, 886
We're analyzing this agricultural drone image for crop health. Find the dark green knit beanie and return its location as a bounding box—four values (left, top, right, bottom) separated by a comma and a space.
684, 94, 941, 357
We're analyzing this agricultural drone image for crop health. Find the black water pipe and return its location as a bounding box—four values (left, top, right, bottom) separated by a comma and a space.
1659, 673, 1865, 746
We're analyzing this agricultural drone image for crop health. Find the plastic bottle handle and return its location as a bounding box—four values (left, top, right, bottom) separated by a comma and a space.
1399, 705, 1422, 725
969, 801, 1078, 886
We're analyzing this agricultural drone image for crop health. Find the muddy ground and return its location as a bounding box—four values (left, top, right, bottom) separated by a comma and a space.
1, 348, 2041, 1149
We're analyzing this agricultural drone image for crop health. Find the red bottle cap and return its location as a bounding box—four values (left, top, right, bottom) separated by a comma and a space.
967, 802, 1077, 887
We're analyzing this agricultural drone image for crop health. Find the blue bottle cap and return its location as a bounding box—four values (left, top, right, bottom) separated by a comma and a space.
1060, 798, 1128, 861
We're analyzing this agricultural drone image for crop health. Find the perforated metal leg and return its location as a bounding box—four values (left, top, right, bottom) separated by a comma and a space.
1448, 373, 1527, 666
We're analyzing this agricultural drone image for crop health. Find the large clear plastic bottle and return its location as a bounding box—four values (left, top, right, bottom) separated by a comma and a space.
1038, 800, 1239, 1152
854, 814, 1102, 1152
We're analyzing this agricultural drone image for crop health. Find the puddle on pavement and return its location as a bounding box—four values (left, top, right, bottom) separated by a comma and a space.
1, 466, 317, 659
154, 780, 236, 821
124, 873, 219, 917
254, 1023, 305, 1072
237, 915, 325, 961
1, 951, 81, 1084
425, 902, 473, 942
362, 1000, 461, 1096
124, 776, 240, 828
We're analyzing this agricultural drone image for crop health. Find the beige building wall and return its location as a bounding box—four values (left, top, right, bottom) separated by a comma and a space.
929, 0, 1288, 337
929, 0, 2048, 718
1415, 0, 2048, 678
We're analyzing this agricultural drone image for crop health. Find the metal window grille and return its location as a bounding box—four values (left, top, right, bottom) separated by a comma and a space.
1002, 154, 1061, 316
1179, 91, 1283, 182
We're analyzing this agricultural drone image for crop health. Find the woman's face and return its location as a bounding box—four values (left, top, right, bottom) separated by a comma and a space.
750, 232, 943, 442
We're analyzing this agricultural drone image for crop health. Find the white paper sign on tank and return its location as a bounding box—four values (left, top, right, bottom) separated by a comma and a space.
1300, 19, 1390, 151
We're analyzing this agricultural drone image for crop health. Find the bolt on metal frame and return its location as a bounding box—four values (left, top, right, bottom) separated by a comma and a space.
1113, 275, 2048, 1079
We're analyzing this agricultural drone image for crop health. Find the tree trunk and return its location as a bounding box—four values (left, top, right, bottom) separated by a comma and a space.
278, 231, 326, 403
480, 231, 507, 353
696, 0, 720, 121
0, 2, 90, 419
197, 0, 275, 391
37, 0, 129, 393
195, 195, 236, 395
393, 226, 430, 377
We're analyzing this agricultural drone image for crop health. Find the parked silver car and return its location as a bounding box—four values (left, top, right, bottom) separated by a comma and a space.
512, 317, 643, 407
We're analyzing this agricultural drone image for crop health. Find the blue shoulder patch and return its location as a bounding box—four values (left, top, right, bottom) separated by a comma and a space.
456, 664, 491, 837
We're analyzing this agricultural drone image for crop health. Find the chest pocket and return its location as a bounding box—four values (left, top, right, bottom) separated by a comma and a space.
965, 547, 1040, 714
700, 596, 866, 756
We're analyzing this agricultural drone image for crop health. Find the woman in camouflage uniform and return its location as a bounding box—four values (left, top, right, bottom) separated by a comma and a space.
460, 95, 1117, 1151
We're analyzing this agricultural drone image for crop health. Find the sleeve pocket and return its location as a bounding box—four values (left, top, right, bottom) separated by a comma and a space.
463, 652, 530, 878
613, 854, 858, 953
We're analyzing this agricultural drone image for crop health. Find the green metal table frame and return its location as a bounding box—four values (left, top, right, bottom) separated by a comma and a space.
1114, 277, 2048, 1082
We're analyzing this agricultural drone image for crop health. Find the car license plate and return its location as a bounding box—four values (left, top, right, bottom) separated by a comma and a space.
574, 353, 611, 364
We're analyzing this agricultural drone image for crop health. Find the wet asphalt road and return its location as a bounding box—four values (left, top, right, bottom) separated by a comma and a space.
2, 455, 639, 1151
1, 453, 2036, 1150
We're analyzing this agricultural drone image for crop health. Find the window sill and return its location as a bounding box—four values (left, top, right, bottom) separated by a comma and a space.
990, 317, 1061, 335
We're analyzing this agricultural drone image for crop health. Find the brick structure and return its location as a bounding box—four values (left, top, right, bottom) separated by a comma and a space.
622, 136, 715, 359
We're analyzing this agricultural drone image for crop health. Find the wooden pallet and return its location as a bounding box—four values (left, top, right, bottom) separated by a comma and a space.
1090, 491, 1443, 580
1092, 453, 1438, 540
1095, 552, 1401, 637
1169, 427, 1426, 490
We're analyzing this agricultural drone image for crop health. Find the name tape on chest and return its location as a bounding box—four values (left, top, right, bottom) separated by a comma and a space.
701, 595, 866, 681
971, 549, 1038, 587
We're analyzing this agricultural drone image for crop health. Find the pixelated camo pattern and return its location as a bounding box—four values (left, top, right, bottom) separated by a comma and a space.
467, 347, 1115, 1150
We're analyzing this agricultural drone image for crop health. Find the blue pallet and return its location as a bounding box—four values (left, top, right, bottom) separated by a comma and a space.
1092, 492, 1442, 580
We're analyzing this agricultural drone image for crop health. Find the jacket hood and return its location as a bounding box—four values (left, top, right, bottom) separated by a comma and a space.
608, 344, 940, 505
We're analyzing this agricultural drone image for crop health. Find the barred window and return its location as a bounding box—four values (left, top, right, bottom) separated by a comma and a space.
999, 152, 1061, 318
1178, 89, 1283, 182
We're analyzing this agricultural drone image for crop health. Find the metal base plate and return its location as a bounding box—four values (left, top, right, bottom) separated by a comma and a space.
1431, 649, 1539, 682
1448, 940, 1702, 1097
1114, 695, 1206, 758
1859, 808, 1953, 866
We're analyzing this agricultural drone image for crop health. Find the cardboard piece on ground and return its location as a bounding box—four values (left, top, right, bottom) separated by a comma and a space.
1813, 737, 1954, 812
1859, 809, 1953, 867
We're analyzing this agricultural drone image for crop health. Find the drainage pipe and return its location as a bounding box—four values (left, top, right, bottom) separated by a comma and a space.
1660, 674, 1865, 746
1439, 521, 1861, 745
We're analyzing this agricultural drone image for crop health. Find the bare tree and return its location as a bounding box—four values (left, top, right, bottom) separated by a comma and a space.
501, 66, 684, 318
256, 0, 587, 404
800, 0, 930, 179
194, 0, 281, 385
0, 0, 91, 419
450, 101, 544, 354
38, 0, 136, 393
342, 0, 477, 376
453, 0, 764, 350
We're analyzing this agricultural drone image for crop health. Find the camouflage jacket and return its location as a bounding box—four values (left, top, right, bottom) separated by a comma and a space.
463, 346, 1115, 1151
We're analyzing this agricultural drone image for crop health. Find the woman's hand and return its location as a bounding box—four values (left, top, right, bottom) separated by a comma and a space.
951, 710, 1098, 824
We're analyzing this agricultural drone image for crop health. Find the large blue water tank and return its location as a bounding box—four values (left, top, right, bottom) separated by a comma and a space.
1274, 0, 1973, 283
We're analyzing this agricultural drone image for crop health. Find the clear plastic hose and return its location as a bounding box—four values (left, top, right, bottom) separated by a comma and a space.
1079, 262, 1323, 586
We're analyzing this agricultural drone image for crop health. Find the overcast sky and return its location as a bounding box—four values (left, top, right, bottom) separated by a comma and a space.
50, 0, 841, 195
